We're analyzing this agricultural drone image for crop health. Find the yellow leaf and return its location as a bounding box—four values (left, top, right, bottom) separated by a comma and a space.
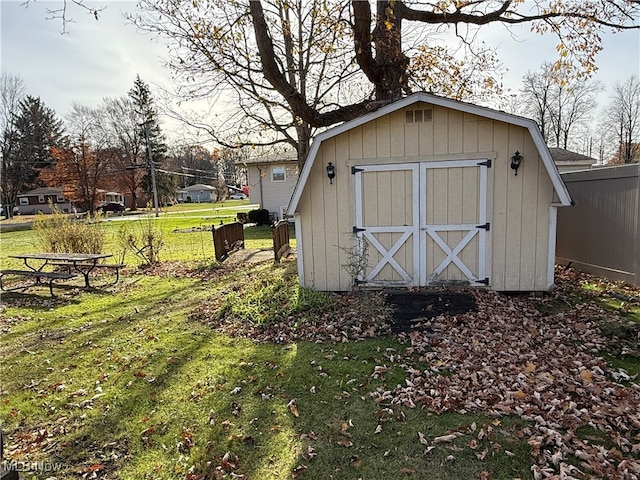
525, 362, 536, 373
580, 370, 593, 383
384, 20, 393, 30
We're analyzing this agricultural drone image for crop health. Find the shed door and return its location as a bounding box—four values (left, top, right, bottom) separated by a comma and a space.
353, 160, 489, 287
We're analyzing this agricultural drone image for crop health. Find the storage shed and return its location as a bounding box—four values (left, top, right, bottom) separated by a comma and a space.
287, 93, 573, 292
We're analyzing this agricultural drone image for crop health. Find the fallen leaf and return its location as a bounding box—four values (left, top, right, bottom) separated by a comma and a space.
222, 451, 238, 471
433, 433, 462, 443
292, 464, 307, 478
288, 399, 299, 417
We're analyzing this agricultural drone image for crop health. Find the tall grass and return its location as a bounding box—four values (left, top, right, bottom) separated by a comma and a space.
32, 209, 105, 253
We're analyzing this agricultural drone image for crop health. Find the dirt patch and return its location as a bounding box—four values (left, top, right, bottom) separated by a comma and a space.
384, 289, 477, 333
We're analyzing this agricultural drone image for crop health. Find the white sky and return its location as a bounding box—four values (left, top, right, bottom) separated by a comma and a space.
1, 0, 639, 143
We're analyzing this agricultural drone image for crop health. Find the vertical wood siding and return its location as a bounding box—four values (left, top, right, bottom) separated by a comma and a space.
298, 101, 556, 291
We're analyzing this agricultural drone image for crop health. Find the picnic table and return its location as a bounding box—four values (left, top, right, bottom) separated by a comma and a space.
1, 253, 123, 295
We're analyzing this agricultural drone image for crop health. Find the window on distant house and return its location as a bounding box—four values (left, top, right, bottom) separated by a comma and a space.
38, 195, 45, 203
19, 197, 28, 206
57, 195, 64, 203
271, 166, 286, 182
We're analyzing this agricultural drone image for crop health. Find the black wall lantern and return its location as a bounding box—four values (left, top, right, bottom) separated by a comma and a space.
326, 162, 336, 184
511, 151, 523, 176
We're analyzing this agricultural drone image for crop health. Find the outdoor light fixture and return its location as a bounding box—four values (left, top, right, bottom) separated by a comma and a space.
511, 151, 523, 176
326, 162, 336, 184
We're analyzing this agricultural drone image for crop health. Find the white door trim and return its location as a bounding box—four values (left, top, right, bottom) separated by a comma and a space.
354, 159, 489, 287
354, 163, 419, 286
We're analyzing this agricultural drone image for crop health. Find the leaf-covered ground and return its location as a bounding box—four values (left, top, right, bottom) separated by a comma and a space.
191, 266, 640, 479
1, 262, 638, 479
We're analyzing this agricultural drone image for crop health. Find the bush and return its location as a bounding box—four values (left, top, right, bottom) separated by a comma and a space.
33, 209, 105, 253
117, 206, 165, 265
248, 208, 270, 225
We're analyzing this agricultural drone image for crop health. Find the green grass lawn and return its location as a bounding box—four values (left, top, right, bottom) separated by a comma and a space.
0, 202, 294, 269
0, 270, 534, 480
0, 218, 638, 479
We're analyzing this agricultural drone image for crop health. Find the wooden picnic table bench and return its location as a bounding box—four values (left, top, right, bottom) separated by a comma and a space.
49, 262, 126, 284
8, 253, 115, 289
0, 269, 77, 297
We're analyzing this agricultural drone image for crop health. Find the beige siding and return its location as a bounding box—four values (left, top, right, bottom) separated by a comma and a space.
297, 101, 556, 291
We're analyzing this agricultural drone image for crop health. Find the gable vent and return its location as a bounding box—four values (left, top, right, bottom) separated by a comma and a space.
405, 108, 433, 124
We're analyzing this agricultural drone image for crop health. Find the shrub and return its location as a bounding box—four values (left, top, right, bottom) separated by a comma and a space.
117, 206, 165, 265
33, 208, 105, 253
248, 208, 270, 225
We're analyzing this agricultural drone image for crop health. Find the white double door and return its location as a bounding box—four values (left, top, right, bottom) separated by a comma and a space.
353, 159, 489, 287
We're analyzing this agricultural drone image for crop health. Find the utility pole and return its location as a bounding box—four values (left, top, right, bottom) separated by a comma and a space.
144, 122, 160, 218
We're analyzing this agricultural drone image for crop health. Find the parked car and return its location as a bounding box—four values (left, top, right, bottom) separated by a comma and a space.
98, 202, 126, 213
229, 193, 247, 200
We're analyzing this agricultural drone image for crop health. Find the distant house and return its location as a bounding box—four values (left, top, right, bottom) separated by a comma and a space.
177, 184, 217, 203
104, 191, 125, 204
241, 153, 299, 220
549, 148, 597, 172
14, 187, 75, 215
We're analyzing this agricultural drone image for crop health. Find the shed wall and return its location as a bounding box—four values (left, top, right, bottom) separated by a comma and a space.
297, 102, 556, 291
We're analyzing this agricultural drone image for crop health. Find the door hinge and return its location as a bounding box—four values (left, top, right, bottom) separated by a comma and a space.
351, 166, 364, 174
478, 159, 492, 168
476, 222, 490, 231
353, 226, 366, 234
476, 277, 490, 285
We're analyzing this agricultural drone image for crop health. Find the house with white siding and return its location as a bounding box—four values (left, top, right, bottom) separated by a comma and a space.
177, 184, 217, 203
242, 153, 299, 220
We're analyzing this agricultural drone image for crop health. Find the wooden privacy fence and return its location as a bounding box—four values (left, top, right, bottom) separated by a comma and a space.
272, 220, 290, 261
556, 164, 640, 286
212, 222, 244, 262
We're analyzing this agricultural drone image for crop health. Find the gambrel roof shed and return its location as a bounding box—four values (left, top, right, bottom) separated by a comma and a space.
287, 92, 572, 292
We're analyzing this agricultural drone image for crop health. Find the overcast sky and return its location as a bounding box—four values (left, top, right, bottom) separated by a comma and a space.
1, 0, 639, 142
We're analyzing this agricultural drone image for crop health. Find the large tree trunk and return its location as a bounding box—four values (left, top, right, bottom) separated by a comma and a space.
352, 1, 410, 101
372, 1, 410, 100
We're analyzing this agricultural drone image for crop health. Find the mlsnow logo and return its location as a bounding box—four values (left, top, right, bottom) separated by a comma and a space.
1, 459, 64, 472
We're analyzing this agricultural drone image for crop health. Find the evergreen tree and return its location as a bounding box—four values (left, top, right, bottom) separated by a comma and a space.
4, 96, 64, 200
127, 75, 170, 205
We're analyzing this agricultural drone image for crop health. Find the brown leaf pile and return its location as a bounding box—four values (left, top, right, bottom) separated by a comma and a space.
373, 282, 640, 479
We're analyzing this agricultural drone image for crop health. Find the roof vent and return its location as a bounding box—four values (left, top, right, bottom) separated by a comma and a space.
405, 109, 433, 124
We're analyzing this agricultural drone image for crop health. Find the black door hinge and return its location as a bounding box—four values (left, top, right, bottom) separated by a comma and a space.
478, 159, 492, 168
351, 166, 364, 174
353, 226, 366, 233
476, 222, 490, 231
476, 278, 489, 285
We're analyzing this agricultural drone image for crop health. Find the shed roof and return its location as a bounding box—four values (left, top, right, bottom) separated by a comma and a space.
288, 92, 572, 216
